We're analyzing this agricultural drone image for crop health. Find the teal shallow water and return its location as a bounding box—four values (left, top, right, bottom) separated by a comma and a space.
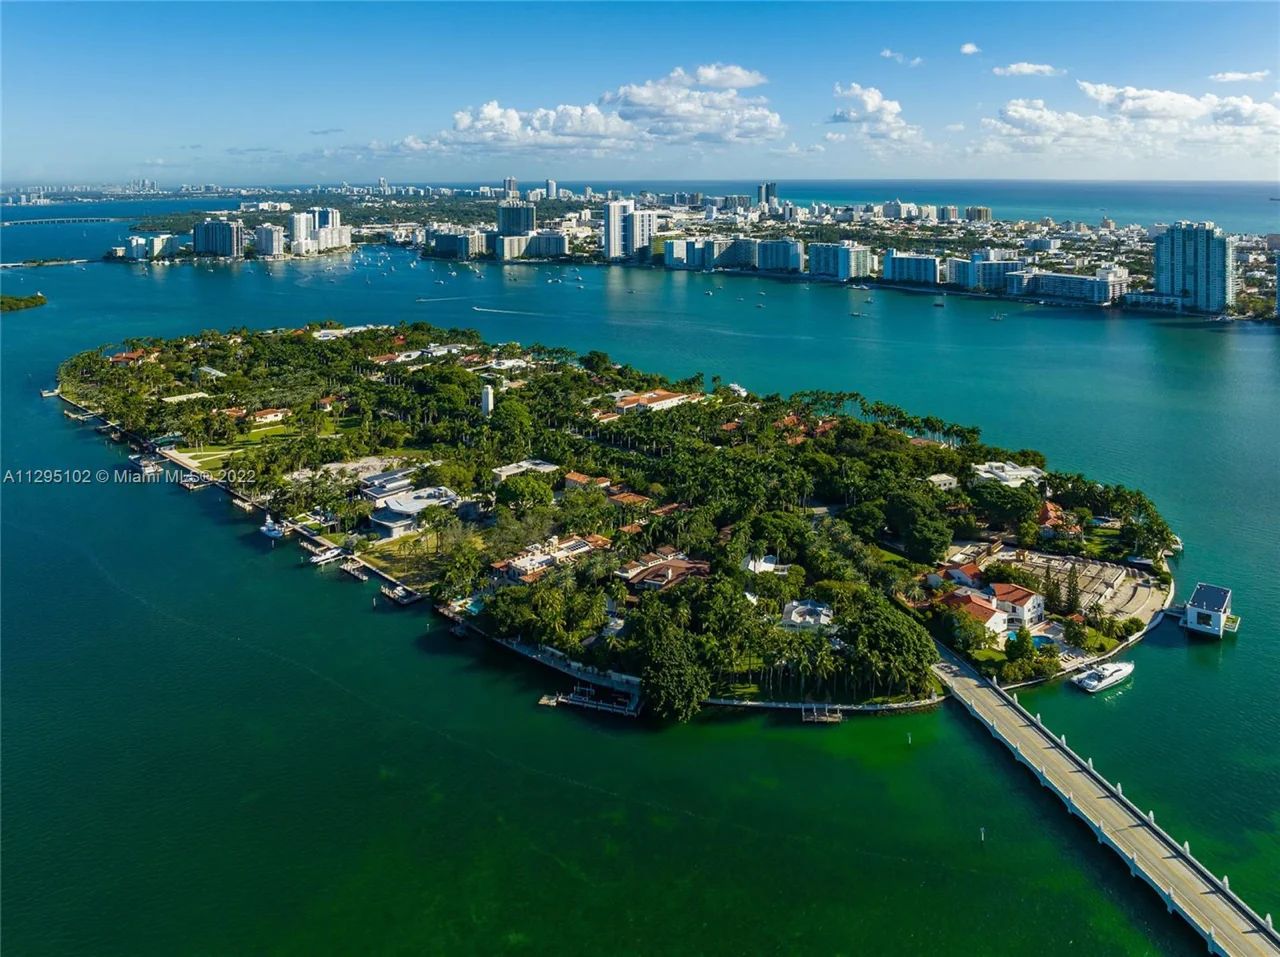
2, 249, 1277, 955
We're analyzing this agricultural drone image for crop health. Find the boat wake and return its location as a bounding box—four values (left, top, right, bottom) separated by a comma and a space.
472, 306, 546, 317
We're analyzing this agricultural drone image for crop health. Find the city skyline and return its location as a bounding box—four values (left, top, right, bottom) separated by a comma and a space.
2, 2, 1278, 184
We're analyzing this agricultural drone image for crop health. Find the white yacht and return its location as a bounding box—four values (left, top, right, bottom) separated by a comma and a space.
1071, 661, 1134, 693
260, 514, 285, 539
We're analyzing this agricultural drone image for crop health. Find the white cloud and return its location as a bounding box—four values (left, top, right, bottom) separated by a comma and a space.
823, 131, 847, 143
880, 48, 923, 67
692, 63, 768, 88
361, 65, 784, 158
830, 82, 925, 146
960, 42, 982, 56
945, 123, 966, 132
771, 141, 825, 156
993, 62, 1065, 77
1209, 69, 1271, 83
973, 79, 1280, 163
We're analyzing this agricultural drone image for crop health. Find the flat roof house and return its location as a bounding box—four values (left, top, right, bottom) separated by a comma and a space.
1181, 583, 1238, 638
369, 486, 461, 539
971, 461, 1046, 488
780, 599, 835, 632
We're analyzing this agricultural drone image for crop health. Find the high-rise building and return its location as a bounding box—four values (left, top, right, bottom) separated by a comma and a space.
808, 242, 874, 281
883, 249, 941, 284
481, 385, 495, 417
502, 177, 518, 195
602, 199, 634, 259
625, 209, 657, 259
757, 182, 777, 205
311, 207, 341, 229
192, 219, 245, 257
544, 179, 557, 201
758, 238, 805, 272
289, 212, 314, 241
1154, 221, 1237, 313
938, 206, 960, 222
965, 206, 993, 223
496, 200, 536, 237
254, 224, 286, 257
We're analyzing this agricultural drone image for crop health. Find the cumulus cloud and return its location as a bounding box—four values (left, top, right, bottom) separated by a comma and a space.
823, 131, 847, 143
880, 48, 923, 67
360, 65, 783, 158
829, 82, 925, 145
692, 63, 768, 88
973, 79, 1280, 162
993, 62, 1065, 77
960, 42, 981, 55
1209, 69, 1270, 83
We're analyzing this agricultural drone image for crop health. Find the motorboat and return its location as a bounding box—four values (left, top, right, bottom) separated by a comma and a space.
260, 514, 286, 539
309, 546, 343, 564
1071, 661, 1134, 693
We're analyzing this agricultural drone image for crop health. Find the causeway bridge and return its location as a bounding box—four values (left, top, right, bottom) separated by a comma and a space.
933, 646, 1279, 956
0, 217, 120, 227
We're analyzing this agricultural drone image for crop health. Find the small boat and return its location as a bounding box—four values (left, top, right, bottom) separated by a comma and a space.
1170, 534, 1184, 552
850, 311, 864, 317
1071, 661, 1134, 693
40, 387, 61, 398
435, 279, 445, 284
756, 303, 765, 308
260, 514, 286, 539
309, 546, 343, 564
705, 290, 713, 296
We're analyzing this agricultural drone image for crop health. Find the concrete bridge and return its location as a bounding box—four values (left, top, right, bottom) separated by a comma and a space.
933, 646, 1279, 956
0, 217, 120, 227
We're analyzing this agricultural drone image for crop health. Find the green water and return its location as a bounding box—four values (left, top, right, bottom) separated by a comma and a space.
3, 250, 1277, 955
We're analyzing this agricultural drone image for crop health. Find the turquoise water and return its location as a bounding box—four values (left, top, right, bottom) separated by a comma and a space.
3, 241, 1278, 954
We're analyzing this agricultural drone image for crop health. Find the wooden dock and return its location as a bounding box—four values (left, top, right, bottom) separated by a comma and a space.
932, 645, 1279, 956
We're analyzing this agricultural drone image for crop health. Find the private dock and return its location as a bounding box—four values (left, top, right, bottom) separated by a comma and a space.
932, 646, 1279, 956
800, 704, 844, 724
380, 583, 424, 605
341, 559, 369, 582
543, 684, 643, 718
298, 538, 329, 555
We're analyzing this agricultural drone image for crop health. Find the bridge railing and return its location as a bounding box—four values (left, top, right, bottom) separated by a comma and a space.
980, 676, 1279, 945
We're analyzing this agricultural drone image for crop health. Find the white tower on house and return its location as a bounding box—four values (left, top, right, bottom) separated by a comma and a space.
481, 384, 495, 417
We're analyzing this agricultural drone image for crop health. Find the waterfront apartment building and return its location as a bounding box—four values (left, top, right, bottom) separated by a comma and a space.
544, 179, 557, 201
951, 250, 1028, 290
494, 230, 569, 260
193, 219, 245, 257
602, 199, 634, 259
496, 200, 536, 237
288, 212, 313, 241
1005, 265, 1130, 304
807, 242, 874, 281
310, 207, 341, 229
434, 230, 488, 259
757, 182, 777, 205
758, 238, 804, 273
938, 205, 960, 223
254, 224, 286, 257
1153, 221, 1237, 313
965, 206, 993, 223
883, 249, 941, 284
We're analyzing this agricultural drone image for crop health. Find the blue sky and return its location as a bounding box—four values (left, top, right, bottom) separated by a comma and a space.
2, 2, 1277, 184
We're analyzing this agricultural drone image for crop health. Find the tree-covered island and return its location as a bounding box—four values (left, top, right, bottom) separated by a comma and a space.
58, 323, 1175, 720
